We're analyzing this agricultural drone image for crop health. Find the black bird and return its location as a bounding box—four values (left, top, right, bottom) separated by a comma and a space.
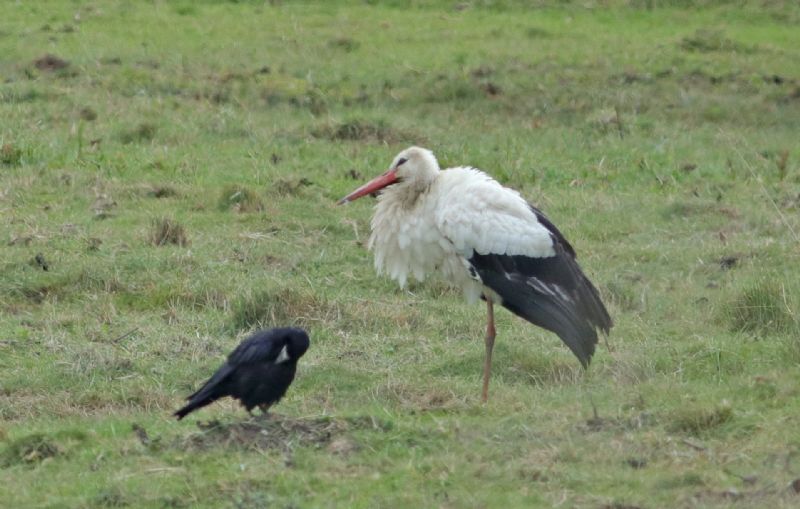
174, 327, 310, 420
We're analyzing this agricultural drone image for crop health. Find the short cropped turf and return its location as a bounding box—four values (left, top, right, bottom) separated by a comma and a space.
1, 1, 799, 507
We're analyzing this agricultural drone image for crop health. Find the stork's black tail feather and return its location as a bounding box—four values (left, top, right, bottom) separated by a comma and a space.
470, 243, 612, 367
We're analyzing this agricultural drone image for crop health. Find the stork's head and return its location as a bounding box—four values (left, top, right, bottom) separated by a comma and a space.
337, 146, 440, 204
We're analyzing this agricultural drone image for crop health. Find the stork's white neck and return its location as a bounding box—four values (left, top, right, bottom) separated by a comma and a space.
383, 156, 440, 209
367, 166, 493, 303
381, 176, 435, 209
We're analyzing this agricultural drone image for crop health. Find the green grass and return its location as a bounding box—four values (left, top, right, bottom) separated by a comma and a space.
2, 0, 800, 507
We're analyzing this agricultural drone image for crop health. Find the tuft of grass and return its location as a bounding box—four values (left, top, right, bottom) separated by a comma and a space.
680, 29, 750, 53
118, 123, 157, 144
605, 277, 645, 313
524, 26, 550, 39
145, 184, 179, 199
218, 185, 264, 212
32, 54, 69, 71
79, 107, 97, 121
270, 177, 312, 197
1, 143, 24, 166
423, 74, 485, 103
656, 472, 706, 490
92, 488, 129, 508
668, 402, 734, 435
148, 218, 189, 247
6, 267, 126, 305
776, 149, 789, 181
661, 200, 707, 219
1, 430, 87, 467
726, 280, 795, 335
230, 285, 340, 331
1, 433, 61, 467
313, 119, 409, 143
375, 380, 468, 412
503, 355, 582, 387
328, 37, 360, 52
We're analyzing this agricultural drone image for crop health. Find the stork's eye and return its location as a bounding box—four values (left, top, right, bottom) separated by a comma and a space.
396, 157, 408, 167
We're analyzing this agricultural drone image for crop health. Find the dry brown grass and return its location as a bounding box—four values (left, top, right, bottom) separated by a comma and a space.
373, 380, 469, 412
148, 218, 189, 247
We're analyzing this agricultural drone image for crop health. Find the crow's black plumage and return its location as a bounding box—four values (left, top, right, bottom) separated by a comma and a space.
174, 327, 310, 420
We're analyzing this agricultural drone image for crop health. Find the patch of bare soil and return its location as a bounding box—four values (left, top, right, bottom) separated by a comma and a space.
175, 415, 389, 452
33, 54, 69, 71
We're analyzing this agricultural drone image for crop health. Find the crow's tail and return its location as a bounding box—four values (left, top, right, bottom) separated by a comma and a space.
174, 394, 216, 420
174, 364, 234, 420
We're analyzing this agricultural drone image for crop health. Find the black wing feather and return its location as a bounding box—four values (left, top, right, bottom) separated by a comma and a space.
529, 205, 575, 257
183, 330, 284, 402
175, 328, 308, 420
227, 329, 286, 365
174, 362, 235, 419
469, 207, 611, 367
184, 363, 233, 401
176, 331, 284, 419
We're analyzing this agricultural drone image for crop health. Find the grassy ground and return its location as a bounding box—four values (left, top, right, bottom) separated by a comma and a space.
2, 1, 800, 507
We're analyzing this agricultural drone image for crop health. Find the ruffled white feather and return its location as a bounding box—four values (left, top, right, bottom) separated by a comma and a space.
367, 163, 554, 304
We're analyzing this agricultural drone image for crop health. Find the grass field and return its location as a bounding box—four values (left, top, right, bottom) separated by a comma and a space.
2, 1, 800, 507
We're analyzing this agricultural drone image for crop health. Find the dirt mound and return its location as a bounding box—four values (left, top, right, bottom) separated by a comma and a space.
176, 415, 389, 452
33, 54, 69, 71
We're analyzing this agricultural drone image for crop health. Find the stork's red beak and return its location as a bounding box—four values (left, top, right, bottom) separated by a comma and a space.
337, 169, 398, 205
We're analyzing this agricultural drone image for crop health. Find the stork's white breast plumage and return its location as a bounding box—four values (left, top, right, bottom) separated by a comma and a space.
369, 166, 555, 303
338, 146, 612, 402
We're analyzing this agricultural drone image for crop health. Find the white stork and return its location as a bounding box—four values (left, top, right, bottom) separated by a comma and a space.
338, 146, 612, 402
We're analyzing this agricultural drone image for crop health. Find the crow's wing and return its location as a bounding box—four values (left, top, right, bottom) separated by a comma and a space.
227, 329, 286, 366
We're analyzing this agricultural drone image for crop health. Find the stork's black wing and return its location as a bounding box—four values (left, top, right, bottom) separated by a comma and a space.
468, 206, 612, 367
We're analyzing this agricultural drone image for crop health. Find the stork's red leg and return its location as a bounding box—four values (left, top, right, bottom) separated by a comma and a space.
482, 295, 496, 403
